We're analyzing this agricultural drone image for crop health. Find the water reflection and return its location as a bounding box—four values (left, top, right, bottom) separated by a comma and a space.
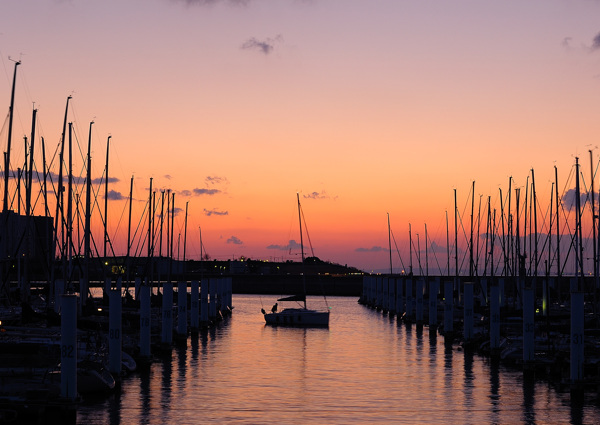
74, 296, 600, 424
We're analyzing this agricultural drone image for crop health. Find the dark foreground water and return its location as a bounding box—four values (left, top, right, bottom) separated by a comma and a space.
77, 295, 600, 424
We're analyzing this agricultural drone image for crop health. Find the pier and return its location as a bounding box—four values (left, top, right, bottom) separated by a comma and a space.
359, 274, 600, 400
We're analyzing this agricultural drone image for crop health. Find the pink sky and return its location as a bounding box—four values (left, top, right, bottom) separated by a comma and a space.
2, 0, 600, 273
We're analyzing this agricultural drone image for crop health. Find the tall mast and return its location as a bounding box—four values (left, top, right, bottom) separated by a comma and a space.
590, 150, 598, 299
104, 135, 111, 259
3, 59, 20, 212
532, 168, 538, 278
66, 122, 73, 283
84, 121, 93, 291
409, 223, 413, 275
387, 213, 392, 275
575, 157, 583, 283
52, 96, 71, 283
297, 192, 307, 309
555, 166, 561, 298
470, 181, 475, 277
26, 108, 36, 216
446, 210, 450, 277
126, 176, 133, 287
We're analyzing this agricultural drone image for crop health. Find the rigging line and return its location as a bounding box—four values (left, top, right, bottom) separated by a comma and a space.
299, 201, 315, 257
426, 230, 443, 276
390, 228, 406, 273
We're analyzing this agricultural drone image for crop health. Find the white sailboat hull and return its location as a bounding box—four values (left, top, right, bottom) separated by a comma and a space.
264, 308, 329, 327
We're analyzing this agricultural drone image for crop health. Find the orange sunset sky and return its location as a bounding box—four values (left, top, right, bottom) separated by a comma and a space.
2, 0, 600, 273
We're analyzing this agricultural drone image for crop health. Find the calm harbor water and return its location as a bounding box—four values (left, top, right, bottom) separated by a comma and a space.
77, 295, 600, 424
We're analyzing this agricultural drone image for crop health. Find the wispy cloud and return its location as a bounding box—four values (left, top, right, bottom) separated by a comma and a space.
592, 31, 600, 51
170, 0, 250, 6
206, 176, 227, 185
194, 188, 221, 196
355, 246, 388, 253
227, 236, 243, 245
303, 190, 336, 200
204, 208, 228, 216
92, 176, 120, 185
241, 35, 283, 55
267, 240, 301, 251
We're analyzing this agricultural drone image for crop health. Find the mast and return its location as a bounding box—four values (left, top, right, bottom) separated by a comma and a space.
388, 213, 392, 275
26, 108, 36, 216
66, 122, 73, 284
575, 157, 583, 283
409, 223, 413, 275
532, 168, 538, 278
590, 150, 598, 301
52, 96, 71, 284
297, 192, 307, 309
555, 166, 561, 299
470, 181, 474, 277
454, 188, 458, 296
446, 210, 450, 277
104, 135, 111, 259
84, 121, 93, 292
3, 59, 20, 212
126, 176, 133, 288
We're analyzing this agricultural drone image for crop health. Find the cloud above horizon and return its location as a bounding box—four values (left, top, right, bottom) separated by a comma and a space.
267, 239, 301, 251
227, 236, 243, 245
592, 31, 600, 51
355, 246, 388, 253
105, 190, 126, 201
204, 208, 228, 216
241, 35, 283, 55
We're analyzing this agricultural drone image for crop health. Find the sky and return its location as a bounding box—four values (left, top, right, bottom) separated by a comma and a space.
1, 0, 600, 274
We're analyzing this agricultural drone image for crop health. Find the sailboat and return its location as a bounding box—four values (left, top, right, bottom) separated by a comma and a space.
263, 193, 330, 327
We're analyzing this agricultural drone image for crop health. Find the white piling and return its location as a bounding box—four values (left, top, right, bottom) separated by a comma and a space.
490, 281, 500, 352
109, 289, 122, 378
60, 294, 77, 401
463, 282, 474, 343
191, 280, 200, 331
209, 278, 217, 320
162, 282, 173, 345
382, 277, 389, 312
444, 280, 454, 334
177, 281, 187, 339
406, 278, 413, 321
139, 280, 151, 358
396, 278, 404, 317
429, 279, 438, 327
389, 277, 396, 315
522, 284, 535, 365
416, 278, 424, 324
370, 276, 376, 306
376, 277, 383, 309
570, 279, 584, 385
200, 279, 209, 324
542, 277, 548, 317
